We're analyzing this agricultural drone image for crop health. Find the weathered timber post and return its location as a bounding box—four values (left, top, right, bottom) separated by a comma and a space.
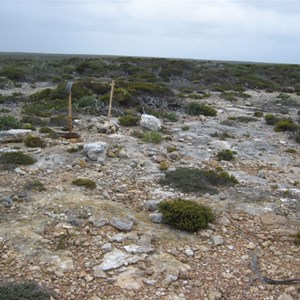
108, 80, 115, 120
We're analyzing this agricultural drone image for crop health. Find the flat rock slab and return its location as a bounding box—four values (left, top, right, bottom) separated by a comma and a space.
0, 129, 31, 143
110, 217, 134, 232
260, 213, 286, 225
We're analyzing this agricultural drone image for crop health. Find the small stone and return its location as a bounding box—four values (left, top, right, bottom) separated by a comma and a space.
110, 217, 134, 232
212, 235, 224, 245
54, 270, 64, 278
208, 290, 223, 300
150, 213, 164, 224
143, 278, 157, 286
184, 247, 194, 257
278, 294, 293, 300
260, 213, 286, 225
144, 200, 160, 211
84, 274, 93, 282
101, 243, 112, 253
110, 233, 127, 242
246, 242, 256, 250
93, 266, 107, 278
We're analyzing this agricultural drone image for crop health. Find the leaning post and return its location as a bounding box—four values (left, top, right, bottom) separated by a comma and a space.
108, 79, 115, 120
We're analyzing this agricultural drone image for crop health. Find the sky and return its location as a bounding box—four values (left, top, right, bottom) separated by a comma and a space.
0, 0, 300, 64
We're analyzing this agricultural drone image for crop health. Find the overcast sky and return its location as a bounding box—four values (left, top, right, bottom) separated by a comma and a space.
0, 0, 299, 64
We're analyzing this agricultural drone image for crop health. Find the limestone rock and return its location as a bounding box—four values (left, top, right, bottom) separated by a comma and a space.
110, 217, 134, 232
150, 212, 164, 224
144, 200, 160, 211
260, 213, 286, 225
83, 142, 107, 161
0, 129, 31, 143
97, 121, 119, 134
99, 249, 130, 271
140, 114, 161, 131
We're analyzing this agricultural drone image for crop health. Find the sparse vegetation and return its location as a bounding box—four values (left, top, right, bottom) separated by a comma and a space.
186, 102, 217, 116
118, 115, 141, 126
274, 119, 298, 132
160, 167, 238, 195
216, 149, 236, 161
210, 131, 235, 140
253, 111, 263, 118
265, 114, 279, 125
24, 135, 46, 148
181, 125, 190, 131
141, 131, 163, 144
0, 281, 55, 300
0, 151, 36, 166
294, 231, 300, 245
0, 115, 22, 130
23, 179, 46, 191
158, 198, 215, 232
72, 178, 96, 189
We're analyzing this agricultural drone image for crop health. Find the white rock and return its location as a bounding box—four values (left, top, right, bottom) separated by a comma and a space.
140, 114, 161, 131
212, 235, 224, 245
101, 243, 112, 253
99, 249, 130, 271
0, 129, 31, 143
84, 142, 107, 161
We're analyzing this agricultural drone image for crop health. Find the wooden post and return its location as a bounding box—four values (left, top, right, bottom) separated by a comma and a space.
68, 91, 72, 133
108, 80, 115, 119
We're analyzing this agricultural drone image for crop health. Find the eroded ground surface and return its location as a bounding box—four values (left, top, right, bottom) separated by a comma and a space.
0, 86, 299, 300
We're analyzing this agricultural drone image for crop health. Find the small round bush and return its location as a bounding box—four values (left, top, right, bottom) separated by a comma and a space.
294, 231, 300, 245
72, 178, 96, 189
186, 102, 217, 116
0, 115, 22, 130
0, 151, 36, 166
264, 114, 279, 125
119, 115, 141, 126
142, 131, 163, 144
274, 119, 298, 132
0, 281, 54, 300
158, 198, 215, 232
24, 135, 46, 148
253, 111, 263, 118
76, 96, 96, 108
216, 149, 236, 161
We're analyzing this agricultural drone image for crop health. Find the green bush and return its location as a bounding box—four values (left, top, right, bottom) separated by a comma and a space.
295, 131, 300, 144
21, 116, 48, 126
0, 281, 54, 300
72, 178, 96, 189
0, 115, 22, 130
24, 135, 46, 148
23, 179, 46, 191
181, 125, 190, 131
216, 149, 236, 161
160, 167, 238, 195
118, 115, 141, 126
210, 132, 235, 140
265, 114, 279, 125
76, 96, 97, 108
0, 151, 36, 166
39, 127, 59, 139
186, 102, 217, 116
49, 115, 68, 127
253, 111, 263, 118
141, 131, 163, 144
274, 119, 298, 132
158, 198, 215, 232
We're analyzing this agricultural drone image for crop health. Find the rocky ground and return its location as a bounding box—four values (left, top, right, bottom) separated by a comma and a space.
0, 86, 300, 300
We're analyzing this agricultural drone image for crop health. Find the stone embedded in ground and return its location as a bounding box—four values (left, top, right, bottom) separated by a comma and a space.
140, 114, 161, 131
110, 217, 134, 232
212, 235, 224, 245
99, 249, 130, 271
123, 243, 154, 254
260, 213, 286, 225
83, 142, 107, 161
150, 212, 164, 224
144, 200, 160, 211
0, 129, 32, 143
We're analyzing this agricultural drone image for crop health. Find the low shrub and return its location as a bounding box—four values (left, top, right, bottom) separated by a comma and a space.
210, 132, 235, 140
294, 231, 300, 245
167, 146, 177, 153
141, 131, 163, 144
0, 151, 36, 166
24, 135, 46, 148
295, 131, 300, 144
274, 119, 298, 132
0, 281, 55, 300
235, 116, 257, 123
118, 115, 141, 126
39, 127, 59, 139
49, 115, 68, 127
21, 115, 48, 126
158, 198, 215, 232
72, 178, 96, 189
76, 96, 97, 108
23, 179, 46, 191
253, 111, 263, 118
186, 102, 217, 116
181, 125, 190, 131
0, 115, 22, 130
265, 114, 279, 125
160, 167, 238, 195
216, 149, 236, 161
